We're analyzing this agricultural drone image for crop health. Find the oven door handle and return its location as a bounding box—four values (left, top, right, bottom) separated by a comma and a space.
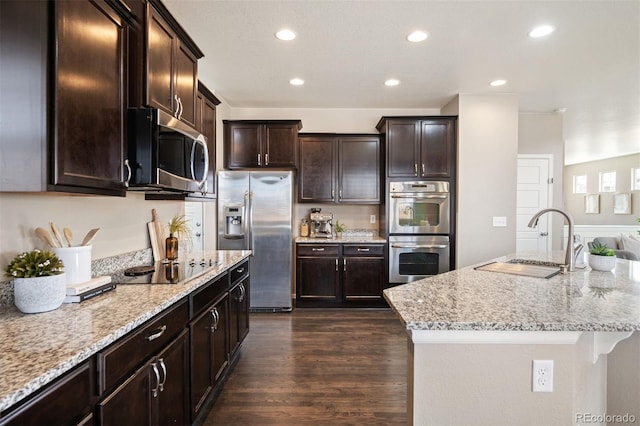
391, 194, 447, 199
391, 244, 449, 249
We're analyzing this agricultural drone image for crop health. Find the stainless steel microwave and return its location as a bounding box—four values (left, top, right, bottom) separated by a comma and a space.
126, 108, 208, 193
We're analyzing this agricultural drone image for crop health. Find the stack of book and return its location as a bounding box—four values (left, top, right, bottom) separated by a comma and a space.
64, 276, 116, 303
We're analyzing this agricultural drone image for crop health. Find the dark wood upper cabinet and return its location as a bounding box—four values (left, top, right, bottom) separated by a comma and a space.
377, 116, 456, 179
298, 134, 381, 204
0, 0, 129, 196
145, 2, 201, 128
298, 136, 336, 203
223, 120, 302, 169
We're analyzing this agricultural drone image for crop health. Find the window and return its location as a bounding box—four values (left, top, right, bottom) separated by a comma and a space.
599, 171, 616, 192
573, 175, 587, 194
632, 168, 640, 191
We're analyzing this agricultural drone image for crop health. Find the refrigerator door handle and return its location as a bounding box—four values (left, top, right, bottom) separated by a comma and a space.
247, 190, 254, 251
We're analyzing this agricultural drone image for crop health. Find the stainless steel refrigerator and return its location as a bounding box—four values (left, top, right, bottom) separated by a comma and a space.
217, 170, 293, 312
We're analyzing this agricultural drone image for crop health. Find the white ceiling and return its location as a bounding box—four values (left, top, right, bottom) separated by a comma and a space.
163, 0, 640, 165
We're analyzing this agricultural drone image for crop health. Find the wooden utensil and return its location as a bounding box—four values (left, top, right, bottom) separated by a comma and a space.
81, 228, 100, 246
63, 227, 74, 246
35, 227, 59, 248
152, 209, 166, 259
50, 222, 66, 247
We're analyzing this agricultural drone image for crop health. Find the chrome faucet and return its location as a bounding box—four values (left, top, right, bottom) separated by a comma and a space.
527, 208, 577, 272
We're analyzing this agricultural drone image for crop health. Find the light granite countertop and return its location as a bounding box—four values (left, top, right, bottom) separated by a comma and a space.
384, 251, 640, 332
0, 250, 251, 414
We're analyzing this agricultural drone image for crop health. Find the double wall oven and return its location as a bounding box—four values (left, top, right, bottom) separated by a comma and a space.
388, 181, 451, 284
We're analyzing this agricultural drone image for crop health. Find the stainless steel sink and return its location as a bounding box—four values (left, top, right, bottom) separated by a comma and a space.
475, 260, 562, 279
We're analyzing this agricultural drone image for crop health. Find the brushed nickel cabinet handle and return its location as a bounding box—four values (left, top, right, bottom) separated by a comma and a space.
357, 248, 370, 252
422, 164, 425, 175
335, 259, 338, 271
257, 154, 261, 166
311, 248, 325, 252
151, 363, 160, 398
414, 164, 418, 176
265, 153, 269, 165
344, 259, 347, 272
157, 358, 167, 392
146, 325, 167, 342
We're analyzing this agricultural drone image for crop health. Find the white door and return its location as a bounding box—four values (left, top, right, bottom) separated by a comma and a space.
516, 156, 552, 253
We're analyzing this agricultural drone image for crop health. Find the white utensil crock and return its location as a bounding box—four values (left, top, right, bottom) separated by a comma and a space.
53, 245, 92, 284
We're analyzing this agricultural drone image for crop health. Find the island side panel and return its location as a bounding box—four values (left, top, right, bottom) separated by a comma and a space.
409, 338, 604, 425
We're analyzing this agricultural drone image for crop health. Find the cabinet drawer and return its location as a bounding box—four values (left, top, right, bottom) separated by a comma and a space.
191, 273, 228, 318
230, 260, 249, 284
342, 244, 384, 256
97, 300, 189, 393
297, 244, 340, 256
0, 361, 94, 426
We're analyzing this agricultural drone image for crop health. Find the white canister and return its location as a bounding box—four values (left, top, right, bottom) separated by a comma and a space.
53, 245, 92, 285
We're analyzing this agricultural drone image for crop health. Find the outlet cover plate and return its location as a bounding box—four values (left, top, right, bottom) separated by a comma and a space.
532, 359, 554, 392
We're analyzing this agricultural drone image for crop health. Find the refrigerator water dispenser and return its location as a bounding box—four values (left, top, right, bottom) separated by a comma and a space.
223, 205, 245, 238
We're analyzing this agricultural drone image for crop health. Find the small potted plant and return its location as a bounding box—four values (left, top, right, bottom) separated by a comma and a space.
334, 221, 346, 238
5, 249, 66, 313
588, 242, 617, 272
166, 214, 192, 260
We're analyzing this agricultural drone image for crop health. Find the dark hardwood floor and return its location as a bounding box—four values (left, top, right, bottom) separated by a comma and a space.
203, 309, 407, 425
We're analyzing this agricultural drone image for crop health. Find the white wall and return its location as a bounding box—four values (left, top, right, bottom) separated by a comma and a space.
518, 113, 566, 250
451, 94, 520, 267
0, 192, 184, 268
564, 154, 640, 225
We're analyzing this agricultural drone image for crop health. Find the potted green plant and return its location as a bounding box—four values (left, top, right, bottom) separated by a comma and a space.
588, 242, 616, 272
334, 221, 346, 238
5, 249, 66, 313
166, 214, 192, 260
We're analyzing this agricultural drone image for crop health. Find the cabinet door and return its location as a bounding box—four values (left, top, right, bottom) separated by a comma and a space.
224, 123, 261, 168
53, 0, 126, 193
146, 5, 175, 116
343, 257, 384, 300
420, 119, 455, 177
155, 331, 189, 426
338, 136, 380, 203
298, 136, 336, 202
189, 295, 228, 420
237, 280, 250, 344
212, 296, 229, 382
386, 120, 420, 178
98, 362, 152, 426
174, 42, 197, 128
297, 256, 340, 301
229, 280, 249, 358
264, 124, 297, 167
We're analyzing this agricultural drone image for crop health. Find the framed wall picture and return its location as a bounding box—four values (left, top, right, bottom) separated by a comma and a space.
585, 194, 600, 214
613, 193, 631, 214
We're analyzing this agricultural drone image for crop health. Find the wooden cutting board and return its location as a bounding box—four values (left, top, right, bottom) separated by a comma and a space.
151, 209, 166, 260
148, 222, 160, 262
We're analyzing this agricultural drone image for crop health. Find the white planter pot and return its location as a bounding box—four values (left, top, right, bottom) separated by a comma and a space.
13, 273, 66, 314
588, 254, 617, 272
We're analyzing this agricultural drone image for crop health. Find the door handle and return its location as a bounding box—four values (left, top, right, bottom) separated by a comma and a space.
540, 232, 549, 237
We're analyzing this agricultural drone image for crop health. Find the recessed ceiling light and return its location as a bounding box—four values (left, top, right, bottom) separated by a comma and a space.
407, 31, 429, 42
528, 25, 554, 38
490, 79, 507, 87
275, 29, 296, 41
384, 79, 400, 87
289, 78, 304, 86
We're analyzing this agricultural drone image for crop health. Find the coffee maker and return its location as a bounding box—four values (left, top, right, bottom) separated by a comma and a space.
309, 209, 334, 238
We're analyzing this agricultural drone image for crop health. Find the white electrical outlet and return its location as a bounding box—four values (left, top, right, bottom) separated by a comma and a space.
492, 216, 507, 227
370, 215, 376, 224
532, 360, 554, 392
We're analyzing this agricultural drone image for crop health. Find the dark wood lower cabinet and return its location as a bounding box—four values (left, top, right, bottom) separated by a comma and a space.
190, 293, 228, 421
0, 361, 95, 426
229, 279, 250, 358
98, 330, 189, 426
296, 243, 386, 308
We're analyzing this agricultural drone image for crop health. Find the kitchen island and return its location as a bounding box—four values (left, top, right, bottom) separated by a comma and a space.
0, 249, 251, 423
384, 252, 640, 425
